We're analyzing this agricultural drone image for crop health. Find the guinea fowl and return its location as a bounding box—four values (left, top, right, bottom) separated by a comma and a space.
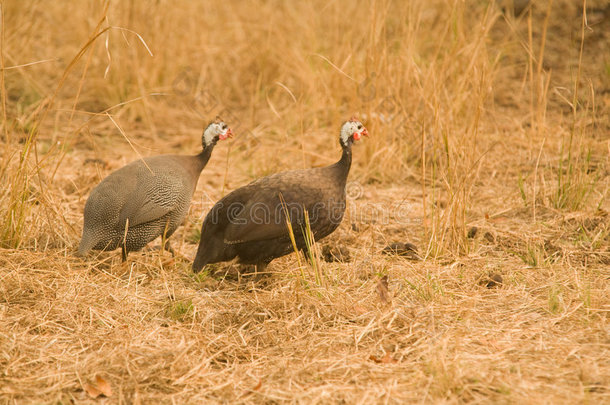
192, 118, 368, 273
78, 118, 232, 261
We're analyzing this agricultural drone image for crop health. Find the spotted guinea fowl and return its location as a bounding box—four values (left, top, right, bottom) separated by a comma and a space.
78, 118, 232, 261
192, 117, 368, 273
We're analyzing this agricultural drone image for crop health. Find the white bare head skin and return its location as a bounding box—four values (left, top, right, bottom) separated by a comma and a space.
340, 117, 368, 147
203, 117, 233, 148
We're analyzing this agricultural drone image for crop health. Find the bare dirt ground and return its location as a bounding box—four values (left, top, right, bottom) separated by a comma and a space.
0, 1, 609, 403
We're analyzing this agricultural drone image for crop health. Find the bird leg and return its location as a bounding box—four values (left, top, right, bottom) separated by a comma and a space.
256, 262, 269, 273
121, 245, 128, 262
238, 264, 257, 275
121, 218, 130, 262
255, 261, 269, 274
160, 221, 176, 257
238, 261, 270, 278
163, 240, 176, 256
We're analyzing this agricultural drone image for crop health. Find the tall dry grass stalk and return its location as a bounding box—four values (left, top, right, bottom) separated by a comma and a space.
521, 0, 600, 216
550, 0, 598, 211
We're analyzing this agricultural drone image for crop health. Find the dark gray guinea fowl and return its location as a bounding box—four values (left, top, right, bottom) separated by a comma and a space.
78, 118, 232, 261
192, 118, 368, 273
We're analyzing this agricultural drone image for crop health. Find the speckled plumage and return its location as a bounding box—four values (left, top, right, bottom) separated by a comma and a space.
193, 120, 367, 273
78, 120, 231, 261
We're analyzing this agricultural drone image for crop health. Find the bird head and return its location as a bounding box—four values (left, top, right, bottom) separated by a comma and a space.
340, 116, 368, 147
203, 116, 233, 147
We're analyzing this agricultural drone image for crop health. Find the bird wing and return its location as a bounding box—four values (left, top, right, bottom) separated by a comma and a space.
222, 203, 289, 244
220, 174, 329, 244
118, 171, 187, 228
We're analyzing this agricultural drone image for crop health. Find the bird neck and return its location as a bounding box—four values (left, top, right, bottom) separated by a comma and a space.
332, 140, 352, 183
196, 142, 216, 171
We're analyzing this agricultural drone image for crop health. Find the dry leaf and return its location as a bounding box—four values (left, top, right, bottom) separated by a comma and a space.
381, 352, 398, 364
489, 216, 507, 223
95, 375, 113, 397
376, 275, 390, 304
240, 379, 263, 399
353, 304, 367, 315
84, 375, 112, 398
369, 353, 397, 364
84, 383, 102, 399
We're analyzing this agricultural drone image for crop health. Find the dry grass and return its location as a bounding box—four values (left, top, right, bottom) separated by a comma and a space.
1, 0, 609, 403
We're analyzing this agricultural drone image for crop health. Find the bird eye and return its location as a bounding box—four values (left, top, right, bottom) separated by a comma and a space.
221, 124, 227, 130
357, 125, 362, 130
